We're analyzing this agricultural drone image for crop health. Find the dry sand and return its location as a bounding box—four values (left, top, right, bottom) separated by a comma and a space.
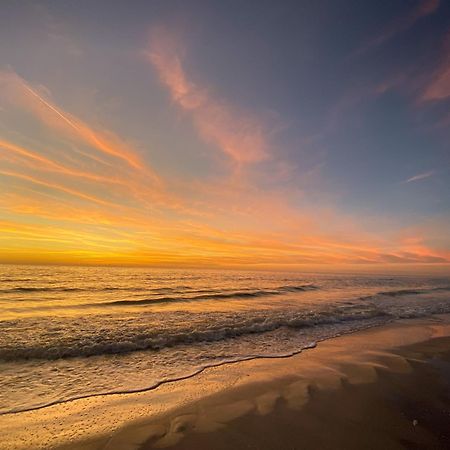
1, 315, 450, 450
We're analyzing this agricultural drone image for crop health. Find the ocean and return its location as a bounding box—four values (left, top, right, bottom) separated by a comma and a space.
1, 265, 449, 416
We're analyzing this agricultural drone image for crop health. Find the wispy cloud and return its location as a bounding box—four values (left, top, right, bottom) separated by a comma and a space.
0, 70, 196, 216
0, 169, 115, 206
147, 26, 272, 166
403, 170, 436, 183
421, 31, 450, 102
0, 139, 121, 185
0, 71, 150, 172
352, 0, 440, 57
422, 65, 450, 101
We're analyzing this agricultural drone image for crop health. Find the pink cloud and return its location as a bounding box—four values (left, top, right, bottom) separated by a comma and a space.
147, 26, 271, 166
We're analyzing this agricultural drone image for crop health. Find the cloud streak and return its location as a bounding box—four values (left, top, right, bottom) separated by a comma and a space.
403, 170, 436, 183
0, 139, 122, 185
147, 26, 271, 166
421, 31, 450, 102
0, 71, 155, 174
352, 0, 440, 57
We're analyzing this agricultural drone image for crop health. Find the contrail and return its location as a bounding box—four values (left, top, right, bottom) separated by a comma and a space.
20, 82, 82, 132
403, 170, 435, 183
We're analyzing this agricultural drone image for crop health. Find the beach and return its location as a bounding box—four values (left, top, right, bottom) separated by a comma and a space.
1, 314, 450, 450
156, 323, 450, 450
2, 1, 450, 447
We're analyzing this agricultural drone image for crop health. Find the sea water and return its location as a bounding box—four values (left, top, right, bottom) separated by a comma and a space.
1, 265, 449, 415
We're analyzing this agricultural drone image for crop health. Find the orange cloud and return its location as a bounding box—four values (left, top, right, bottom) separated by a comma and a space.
0, 71, 201, 218
0, 71, 160, 181
0, 169, 116, 206
147, 26, 271, 165
0, 139, 123, 185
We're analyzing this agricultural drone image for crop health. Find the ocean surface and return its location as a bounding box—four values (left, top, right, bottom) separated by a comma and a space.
1, 265, 450, 415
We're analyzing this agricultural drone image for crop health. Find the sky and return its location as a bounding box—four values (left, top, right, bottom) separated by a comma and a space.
0, 0, 449, 273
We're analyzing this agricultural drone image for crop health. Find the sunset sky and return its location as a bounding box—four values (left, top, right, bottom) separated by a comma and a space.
1, 0, 449, 272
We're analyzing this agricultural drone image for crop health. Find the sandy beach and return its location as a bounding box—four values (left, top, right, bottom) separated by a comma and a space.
1, 315, 450, 450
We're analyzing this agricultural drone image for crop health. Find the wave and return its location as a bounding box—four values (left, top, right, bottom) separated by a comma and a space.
0, 278, 34, 283
0, 287, 86, 293
0, 286, 189, 294
369, 286, 450, 299
0, 284, 318, 298
101, 284, 319, 306
0, 304, 383, 362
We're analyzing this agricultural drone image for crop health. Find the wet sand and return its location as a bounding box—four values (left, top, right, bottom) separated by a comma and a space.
148, 336, 450, 450
1, 316, 450, 449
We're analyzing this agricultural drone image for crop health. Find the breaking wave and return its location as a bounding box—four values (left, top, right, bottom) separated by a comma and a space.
0, 304, 383, 362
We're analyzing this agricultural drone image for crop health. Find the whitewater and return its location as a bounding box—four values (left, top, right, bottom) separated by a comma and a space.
1, 265, 449, 415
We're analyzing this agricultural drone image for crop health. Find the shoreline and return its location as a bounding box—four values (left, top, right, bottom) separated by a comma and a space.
0, 316, 389, 417
159, 334, 450, 450
1, 314, 450, 449
0, 341, 320, 417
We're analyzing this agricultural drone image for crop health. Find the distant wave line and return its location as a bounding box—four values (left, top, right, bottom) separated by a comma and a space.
99, 285, 319, 306
366, 286, 450, 299
0, 284, 318, 298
